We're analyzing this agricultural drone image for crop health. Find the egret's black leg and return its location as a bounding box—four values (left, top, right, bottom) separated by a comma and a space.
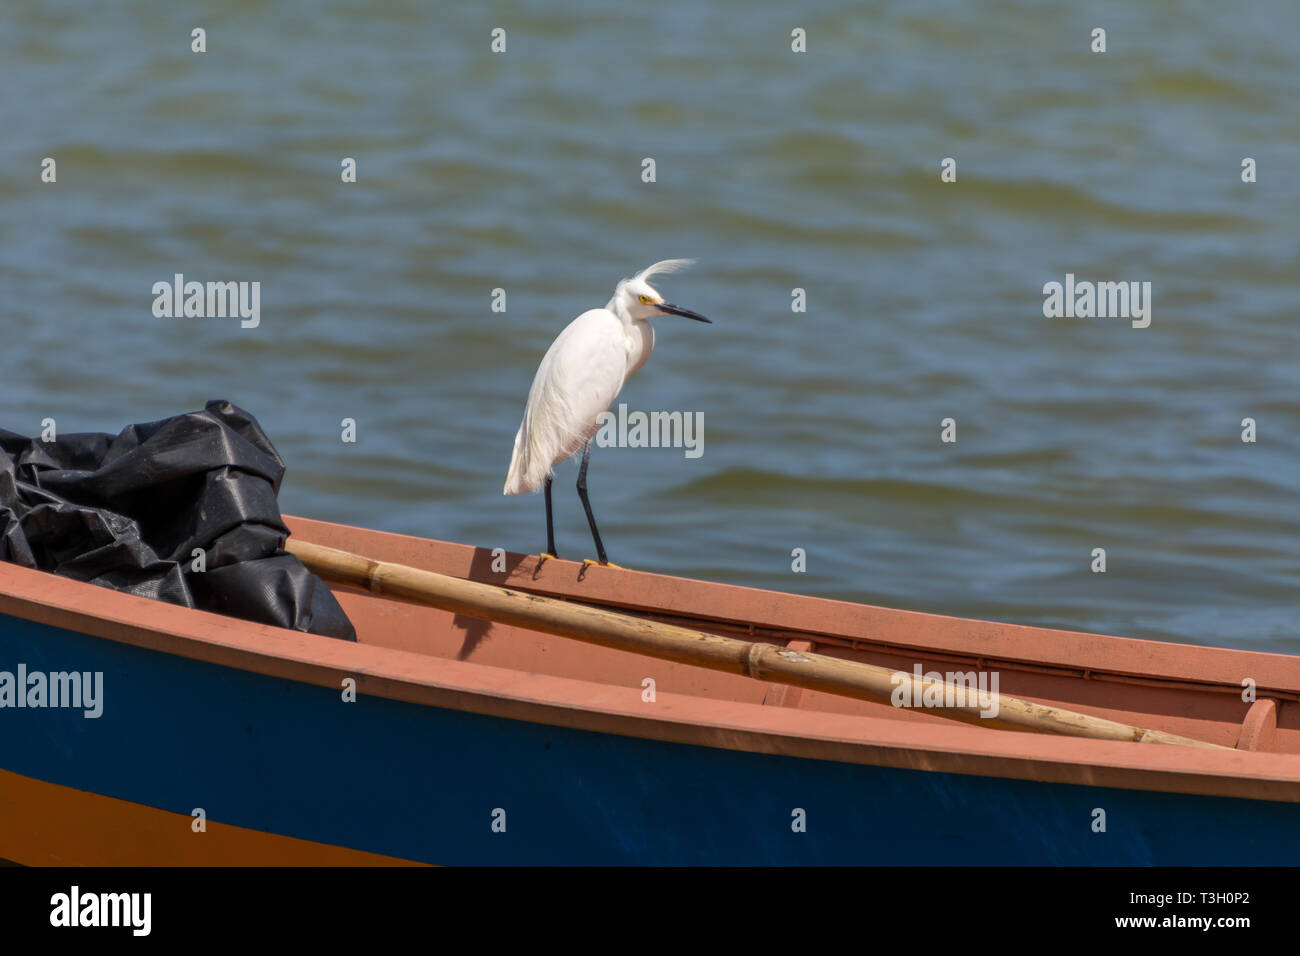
543, 475, 558, 558
576, 442, 608, 565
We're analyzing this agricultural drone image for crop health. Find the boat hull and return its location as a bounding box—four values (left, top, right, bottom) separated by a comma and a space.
3, 612, 1297, 866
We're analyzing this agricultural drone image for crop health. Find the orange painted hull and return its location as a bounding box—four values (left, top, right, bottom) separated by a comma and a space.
0, 768, 422, 866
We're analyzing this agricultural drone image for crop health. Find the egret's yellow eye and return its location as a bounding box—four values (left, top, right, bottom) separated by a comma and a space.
637, 294, 653, 305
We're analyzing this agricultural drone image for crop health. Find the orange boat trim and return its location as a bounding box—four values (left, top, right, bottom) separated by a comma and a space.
0, 768, 425, 866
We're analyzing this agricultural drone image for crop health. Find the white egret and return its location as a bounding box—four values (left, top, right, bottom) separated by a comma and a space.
504, 259, 711, 565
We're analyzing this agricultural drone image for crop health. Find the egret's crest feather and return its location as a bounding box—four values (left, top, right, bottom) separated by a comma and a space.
634, 258, 696, 283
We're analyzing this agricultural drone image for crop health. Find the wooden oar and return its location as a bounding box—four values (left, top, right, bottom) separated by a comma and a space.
286, 538, 1230, 750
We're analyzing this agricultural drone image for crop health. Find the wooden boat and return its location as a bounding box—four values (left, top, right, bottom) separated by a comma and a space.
1, 514, 1297, 865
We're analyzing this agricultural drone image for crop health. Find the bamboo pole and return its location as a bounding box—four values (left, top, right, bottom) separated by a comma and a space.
286, 538, 1230, 750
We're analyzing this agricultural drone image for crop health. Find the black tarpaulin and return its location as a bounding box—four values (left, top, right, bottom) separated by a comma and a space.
0, 400, 355, 641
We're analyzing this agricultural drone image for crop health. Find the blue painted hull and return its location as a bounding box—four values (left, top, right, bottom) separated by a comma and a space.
2, 614, 1297, 865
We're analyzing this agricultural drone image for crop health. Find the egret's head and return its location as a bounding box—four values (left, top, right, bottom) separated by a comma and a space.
614, 259, 711, 324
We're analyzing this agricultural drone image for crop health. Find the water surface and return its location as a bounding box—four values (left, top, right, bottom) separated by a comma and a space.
3, 1, 1297, 650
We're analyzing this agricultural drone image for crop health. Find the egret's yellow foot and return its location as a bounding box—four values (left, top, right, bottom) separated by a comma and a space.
582, 558, 624, 569
540, 552, 557, 561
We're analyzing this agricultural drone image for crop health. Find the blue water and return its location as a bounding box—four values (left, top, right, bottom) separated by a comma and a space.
2, 1, 1297, 650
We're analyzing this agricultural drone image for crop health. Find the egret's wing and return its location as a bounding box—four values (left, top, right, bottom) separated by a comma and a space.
530, 310, 630, 455
504, 310, 630, 494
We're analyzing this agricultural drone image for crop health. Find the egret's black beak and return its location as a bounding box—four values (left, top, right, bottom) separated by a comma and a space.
658, 302, 712, 323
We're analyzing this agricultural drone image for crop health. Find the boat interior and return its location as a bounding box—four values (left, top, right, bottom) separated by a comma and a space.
287, 517, 1300, 757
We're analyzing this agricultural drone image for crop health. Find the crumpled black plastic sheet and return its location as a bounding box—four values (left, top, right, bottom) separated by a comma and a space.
0, 400, 355, 641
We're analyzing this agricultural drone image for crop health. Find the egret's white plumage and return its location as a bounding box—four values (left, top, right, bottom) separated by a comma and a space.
504, 260, 710, 563
503, 308, 651, 495
504, 259, 701, 495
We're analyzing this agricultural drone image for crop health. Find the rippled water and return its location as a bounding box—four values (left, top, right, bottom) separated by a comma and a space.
3, 2, 1297, 651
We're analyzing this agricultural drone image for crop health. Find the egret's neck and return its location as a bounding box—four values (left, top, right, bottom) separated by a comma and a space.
606, 293, 633, 324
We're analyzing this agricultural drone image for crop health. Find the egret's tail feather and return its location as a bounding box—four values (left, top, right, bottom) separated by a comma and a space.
504, 426, 551, 495
505, 399, 596, 495
504, 429, 532, 495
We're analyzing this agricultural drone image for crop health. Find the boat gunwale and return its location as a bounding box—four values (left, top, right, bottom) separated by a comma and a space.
285, 516, 1300, 701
